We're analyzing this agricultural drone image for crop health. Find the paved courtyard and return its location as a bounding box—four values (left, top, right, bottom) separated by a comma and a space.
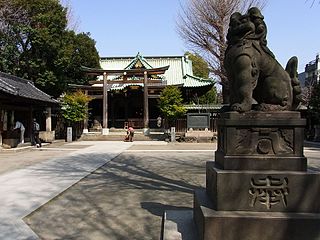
0, 141, 319, 239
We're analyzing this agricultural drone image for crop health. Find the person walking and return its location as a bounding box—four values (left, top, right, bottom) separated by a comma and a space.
13, 120, 25, 144
32, 118, 42, 148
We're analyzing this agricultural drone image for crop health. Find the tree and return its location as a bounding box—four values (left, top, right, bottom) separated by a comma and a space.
158, 86, 187, 126
0, 0, 29, 74
184, 52, 218, 104
60, 90, 92, 125
199, 86, 218, 104
60, 0, 80, 31
309, 83, 320, 124
185, 51, 209, 78
54, 31, 100, 95
306, 0, 320, 6
0, 0, 100, 97
178, 0, 266, 103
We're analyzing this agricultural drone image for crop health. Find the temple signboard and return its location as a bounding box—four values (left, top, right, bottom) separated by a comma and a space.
187, 113, 210, 129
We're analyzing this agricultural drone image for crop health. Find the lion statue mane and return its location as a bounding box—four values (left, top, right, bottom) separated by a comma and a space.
224, 7, 302, 112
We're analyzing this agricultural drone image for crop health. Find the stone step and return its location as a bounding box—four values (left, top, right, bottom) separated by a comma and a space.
80, 133, 165, 141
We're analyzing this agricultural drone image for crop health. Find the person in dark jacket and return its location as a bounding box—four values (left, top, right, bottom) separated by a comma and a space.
32, 118, 42, 148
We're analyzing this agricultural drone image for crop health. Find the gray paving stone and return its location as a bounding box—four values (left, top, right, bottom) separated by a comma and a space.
0, 141, 134, 240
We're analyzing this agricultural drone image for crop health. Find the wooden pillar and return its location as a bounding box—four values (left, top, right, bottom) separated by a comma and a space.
10, 110, 14, 127
124, 91, 128, 120
102, 72, 109, 135
143, 71, 149, 134
83, 90, 89, 133
3, 110, 7, 131
45, 107, 52, 132
29, 107, 33, 141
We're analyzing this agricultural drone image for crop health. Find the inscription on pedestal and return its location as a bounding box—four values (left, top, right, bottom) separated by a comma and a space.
249, 176, 289, 210
235, 128, 294, 155
215, 111, 306, 171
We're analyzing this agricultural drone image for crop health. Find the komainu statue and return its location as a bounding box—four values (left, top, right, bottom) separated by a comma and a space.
224, 7, 302, 112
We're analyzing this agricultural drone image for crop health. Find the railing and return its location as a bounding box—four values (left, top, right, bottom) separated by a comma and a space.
89, 117, 218, 132
126, 118, 144, 129
109, 118, 164, 129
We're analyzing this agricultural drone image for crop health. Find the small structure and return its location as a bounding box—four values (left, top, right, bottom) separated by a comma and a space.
187, 113, 210, 130
185, 113, 214, 141
0, 72, 58, 147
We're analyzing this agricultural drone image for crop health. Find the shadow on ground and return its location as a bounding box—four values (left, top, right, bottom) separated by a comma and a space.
24, 151, 212, 240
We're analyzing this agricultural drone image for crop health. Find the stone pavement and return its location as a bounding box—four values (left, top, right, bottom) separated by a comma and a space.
23, 142, 214, 240
0, 141, 149, 240
0, 141, 319, 240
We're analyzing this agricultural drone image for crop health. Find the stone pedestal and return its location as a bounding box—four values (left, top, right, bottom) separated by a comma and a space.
101, 128, 109, 135
215, 111, 306, 171
194, 111, 320, 240
2, 138, 19, 148
194, 189, 320, 240
143, 128, 150, 136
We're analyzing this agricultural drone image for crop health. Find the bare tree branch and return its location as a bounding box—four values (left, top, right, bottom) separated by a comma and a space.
177, 0, 266, 102
305, 0, 320, 7
60, 0, 80, 31
0, 0, 29, 34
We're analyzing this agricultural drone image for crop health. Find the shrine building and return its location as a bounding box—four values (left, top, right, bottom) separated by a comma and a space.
0, 72, 58, 147
72, 53, 214, 134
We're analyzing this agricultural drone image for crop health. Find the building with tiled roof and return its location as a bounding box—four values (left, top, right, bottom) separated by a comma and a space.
100, 52, 213, 88
0, 72, 57, 104
74, 53, 215, 131
0, 71, 58, 147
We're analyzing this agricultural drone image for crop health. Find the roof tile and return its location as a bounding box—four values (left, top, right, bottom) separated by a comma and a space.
0, 72, 58, 104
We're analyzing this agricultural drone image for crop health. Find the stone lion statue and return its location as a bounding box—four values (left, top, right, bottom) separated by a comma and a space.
224, 7, 302, 112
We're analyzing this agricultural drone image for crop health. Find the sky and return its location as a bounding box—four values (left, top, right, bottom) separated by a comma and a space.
64, 0, 319, 73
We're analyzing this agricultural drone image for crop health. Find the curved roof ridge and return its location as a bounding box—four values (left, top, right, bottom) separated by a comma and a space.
124, 52, 153, 70
184, 73, 214, 83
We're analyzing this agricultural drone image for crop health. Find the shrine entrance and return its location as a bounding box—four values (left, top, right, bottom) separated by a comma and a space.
80, 65, 169, 134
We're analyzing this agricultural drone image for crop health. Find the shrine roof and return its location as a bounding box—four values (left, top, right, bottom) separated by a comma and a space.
183, 74, 214, 87
124, 52, 153, 70
81, 65, 169, 76
99, 53, 215, 88
0, 71, 57, 104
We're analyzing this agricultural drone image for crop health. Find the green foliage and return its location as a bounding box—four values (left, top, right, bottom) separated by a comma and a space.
199, 86, 218, 104
60, 91, 92, 124
309, 83, 320, 124
185, 51, 209, 79
159, 86, 186, 126
0, 0, 100, 97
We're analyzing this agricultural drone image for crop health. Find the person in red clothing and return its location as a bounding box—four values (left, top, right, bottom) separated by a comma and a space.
127, 126, 134, 142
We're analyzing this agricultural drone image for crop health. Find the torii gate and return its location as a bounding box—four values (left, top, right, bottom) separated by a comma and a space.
82, 66, 169, 135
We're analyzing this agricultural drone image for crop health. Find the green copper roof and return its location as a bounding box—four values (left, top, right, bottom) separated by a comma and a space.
99, 53, 215, 88
124, 52, 153, 70
183, 74, 214, 87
